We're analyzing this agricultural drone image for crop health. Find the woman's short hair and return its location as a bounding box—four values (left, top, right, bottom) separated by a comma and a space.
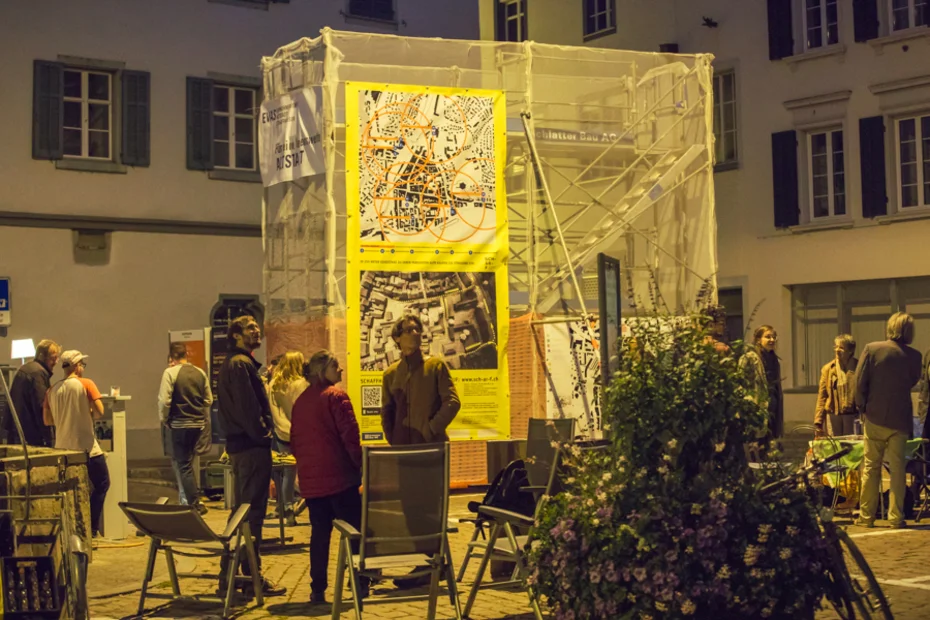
305, 350, 335, 385
886, 312, 915, 344
834, 333, 856, 353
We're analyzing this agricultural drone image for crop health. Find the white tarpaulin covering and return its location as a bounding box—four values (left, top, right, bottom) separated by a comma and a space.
258, 87, 325, 187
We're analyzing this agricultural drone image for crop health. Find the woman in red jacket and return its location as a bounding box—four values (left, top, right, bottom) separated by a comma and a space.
290, 350, 365, 604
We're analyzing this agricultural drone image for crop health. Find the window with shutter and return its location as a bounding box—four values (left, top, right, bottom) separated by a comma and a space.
802, 0, 840, 49
853, 0, 881, 41
895, 114, 930, 209
807, 128, 846, 219
772, 130, 800, 228
33, 60, 64, 160
713, 71, 739, 168
121, 71, 151, 167
767, 0, 795, 60
890, 0, 929, 31
859, 116, 888, 218
187, 77, 214, 171
212, 85, 258, 171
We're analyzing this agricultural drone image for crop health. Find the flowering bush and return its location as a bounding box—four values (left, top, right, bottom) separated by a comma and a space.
527, 315, 834, 619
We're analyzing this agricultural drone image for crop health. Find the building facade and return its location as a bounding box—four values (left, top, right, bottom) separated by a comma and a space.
0, 0, 480, 458
480, 0, 930, 429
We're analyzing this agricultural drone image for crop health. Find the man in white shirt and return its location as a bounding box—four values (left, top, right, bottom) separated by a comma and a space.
44, 350, 109, 537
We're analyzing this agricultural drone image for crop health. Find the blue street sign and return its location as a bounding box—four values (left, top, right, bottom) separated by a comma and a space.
0, 278, 9, 327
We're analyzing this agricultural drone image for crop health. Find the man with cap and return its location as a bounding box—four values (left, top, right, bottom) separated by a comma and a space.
43, 351, 110, 538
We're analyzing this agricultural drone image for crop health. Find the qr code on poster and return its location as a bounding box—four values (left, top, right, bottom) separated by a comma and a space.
362, 386, 381, 411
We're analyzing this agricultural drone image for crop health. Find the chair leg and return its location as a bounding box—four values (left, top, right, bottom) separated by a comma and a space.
224, 532, 243, 618
163, 547, 181, 596
463, 522, 502, 618
501, 523, 543, 620
240, 523, 264, 607
444, 541, 463, 620
331, 533, 347, 620
137, 538, 160, 617
344, 537, 363, 620
456, 525, 483, 582
426, 553, 442, 620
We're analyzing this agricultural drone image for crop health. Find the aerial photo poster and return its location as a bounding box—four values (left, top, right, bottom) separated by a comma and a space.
345, 82, 510, 443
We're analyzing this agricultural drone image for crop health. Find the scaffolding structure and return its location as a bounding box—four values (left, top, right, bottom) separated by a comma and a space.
260, 29, 717, 482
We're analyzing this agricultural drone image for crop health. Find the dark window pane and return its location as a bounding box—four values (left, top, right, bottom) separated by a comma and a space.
724, 102, 736, 130
234, 89, 254, 115
63, 129, 82, 156
214, 140, 229, 167
214, 116, 229, 142
64, 71, 82, 98
235, 117, 254, 142
723, 73, 735, 102
902, 140, 918, 164
813, 173, 828, 195
808, 27, 823, 48
900, 118, 917, 142
813, 196, 830, 218
214, 87, 229, 113
586, 13, 596, 34
902, 162, 918, 186
834, 193, 846, 215
63, 101, 82, 129
811, 133, 827, 156
597, 13, 607, 31
88, 73, 109, 101
724, 132, 737, 162
88, 130, 109, 158
903, 184, 919, 207
893, 0, 910, 30
507, 1, 517, 17
827, 23, 839, 45
597, 0, 607, 11
507, 17, 518, 41
235, 143, 254, 169
89, 103, 109, 130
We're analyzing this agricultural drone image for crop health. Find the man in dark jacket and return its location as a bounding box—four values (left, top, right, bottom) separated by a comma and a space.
855, 312, 923, 528
8, 340, 60, 446
216, 315, 285, 597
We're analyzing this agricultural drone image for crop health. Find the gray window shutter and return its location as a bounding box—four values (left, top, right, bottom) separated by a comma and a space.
186, 77, 214, 170
853, 0, 880, 41
32, 60, 64, 160
772, 130, 799, 228
767, 0, 794, 60
121, 70, 151, 167
859, 116, 888, 218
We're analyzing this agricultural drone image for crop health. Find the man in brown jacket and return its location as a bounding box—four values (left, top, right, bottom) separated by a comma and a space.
855, 312, 922, 528
380, 313, 460, 588
381, 314, 460, 445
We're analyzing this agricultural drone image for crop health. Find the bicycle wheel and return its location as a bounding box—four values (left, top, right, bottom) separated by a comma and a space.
824, 535, 860, 619
836, 530, 893, 620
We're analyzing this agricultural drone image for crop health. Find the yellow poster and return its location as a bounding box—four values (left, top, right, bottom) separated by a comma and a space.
345, 82, 510, 443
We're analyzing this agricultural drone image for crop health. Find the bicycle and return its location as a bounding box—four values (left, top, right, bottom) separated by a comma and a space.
760, 446, 893, 620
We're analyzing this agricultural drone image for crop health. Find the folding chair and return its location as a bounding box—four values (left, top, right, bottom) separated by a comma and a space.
462, 439, 606, 620
331, 443, 462, 620
119, 499, 262, 619
456, 418, 574, 583
914, 441, 930, 521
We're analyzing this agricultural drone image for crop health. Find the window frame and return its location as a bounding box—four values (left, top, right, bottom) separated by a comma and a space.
806, 127, 846, 219
496, 0, 528, 43
212, 84, 258, 172
712, 70, 739, 170
802, 0, 840, 50
583, 0, 617, 41
889, 0, 928, 32
895, 113, 930, 210
62, 69, 114, 161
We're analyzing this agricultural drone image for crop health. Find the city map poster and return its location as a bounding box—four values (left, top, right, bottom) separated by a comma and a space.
344, 82, 510, 443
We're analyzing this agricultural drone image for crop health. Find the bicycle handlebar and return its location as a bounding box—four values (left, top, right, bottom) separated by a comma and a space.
759, 445, 853, 497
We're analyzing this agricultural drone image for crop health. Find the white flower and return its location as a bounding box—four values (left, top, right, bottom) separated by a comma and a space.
531, 539, 542, 551
571, 445, 582, 457
786, 526, 799, 536
619, 455, 627, 463
691, 504, 702, 515
655, 602, 668, 612
566, 477, 575, 484
681, 600, 696, 615
716, 565, 731, 579
663, 454, 672, 462
667, 439, 678, 449
779, 548, 792, 560
657, 465, 669, 475
586, 498, 594, 506
592, 518, 600, 526
550, 440, 559, 449
602, 472, 612, 481
715, 442, 726, 452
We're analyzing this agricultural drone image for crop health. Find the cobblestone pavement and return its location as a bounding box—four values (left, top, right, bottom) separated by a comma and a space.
88, 487, 930, 619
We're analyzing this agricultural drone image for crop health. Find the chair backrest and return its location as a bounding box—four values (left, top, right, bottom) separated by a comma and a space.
360, 443, 449, 563
548, 442, 611, 497
524, 418, 574, 489
119, 502, 220, 544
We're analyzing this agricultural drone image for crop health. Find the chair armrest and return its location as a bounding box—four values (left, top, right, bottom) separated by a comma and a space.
222, 503, 252, 540
477, 505, 535, 527
519, 486, 546, 495
333, 519, 361, 539
156, 497, 169, 505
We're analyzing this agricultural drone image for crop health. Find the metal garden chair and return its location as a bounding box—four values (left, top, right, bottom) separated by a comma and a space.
331, 443, 462, 620
119, 498, 261, 619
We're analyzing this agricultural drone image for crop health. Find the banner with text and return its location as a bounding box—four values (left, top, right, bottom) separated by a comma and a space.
345, 82, 510, 443
258, 87, 325, 187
